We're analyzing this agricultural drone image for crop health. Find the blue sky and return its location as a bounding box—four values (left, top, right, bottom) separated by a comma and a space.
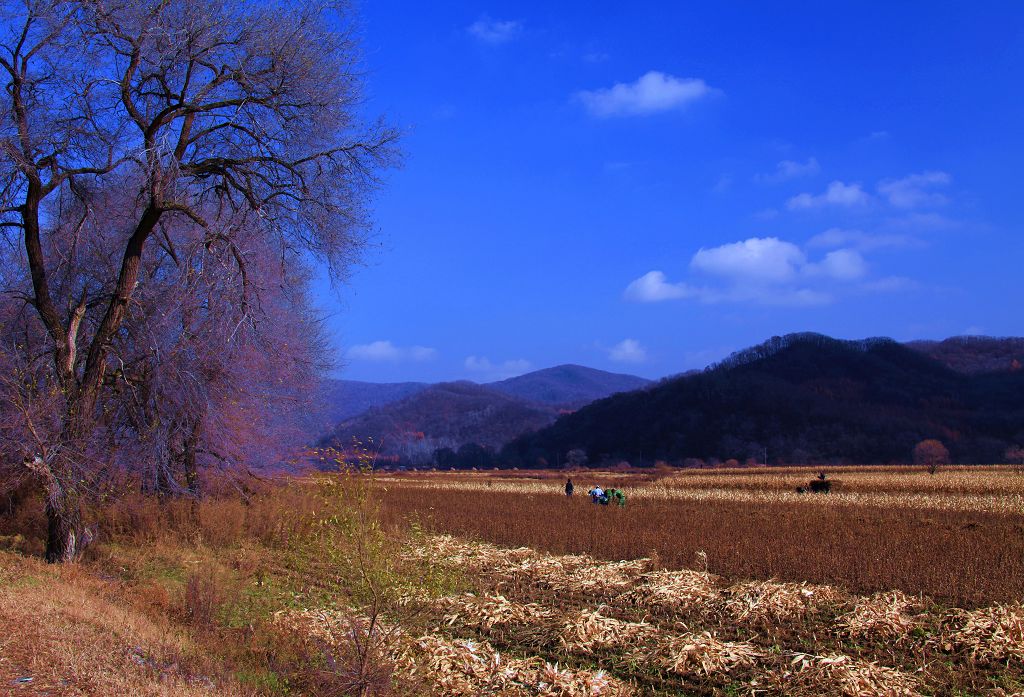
316, 1, 1024, 383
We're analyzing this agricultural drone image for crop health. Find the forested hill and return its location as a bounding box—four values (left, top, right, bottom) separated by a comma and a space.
326, 381, 559, 463
907, 336, 1024, 374
487, 364, 650, 406
503, 333, 1024, 466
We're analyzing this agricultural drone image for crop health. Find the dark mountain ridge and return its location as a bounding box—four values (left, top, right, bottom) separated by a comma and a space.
326, 381, 560, 463
487, 364, 651, 406
314, 365, 650, 460
504, 333, 1024, 467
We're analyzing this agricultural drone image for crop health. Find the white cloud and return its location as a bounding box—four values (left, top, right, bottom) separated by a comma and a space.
877, 171, 950, 208
609, 339, 647, 363
347, 341, 437, 362
788, 181, 870, 210
882, 212, 960, 231
808, 227, 919, 251
756, 157, 820, 184
625, 235, 894, 308
623, 270, 693, 302
804, 249, 868, 281
862, 276, 917, 293
467, 17, 522, 44
576, 71, 715, 118
691, 237, 806, 283
464, 356, 532, 379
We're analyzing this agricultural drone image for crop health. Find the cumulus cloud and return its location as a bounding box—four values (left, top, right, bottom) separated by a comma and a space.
625, 236, 893, 308
804, 249, 868, 280
877, 171, 950, 208
624, 270, 693, 302
756, 157, 820, 184
464, 356, 532, 379
347, 341, 438, 362
691, 237, 806, 283
787, 181, 870, 210
576, 71, 715, 118
609, 339, 647, 363
467, 17, 522, 44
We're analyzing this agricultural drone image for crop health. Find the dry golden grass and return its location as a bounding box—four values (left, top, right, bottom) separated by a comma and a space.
0, 551, 251, 696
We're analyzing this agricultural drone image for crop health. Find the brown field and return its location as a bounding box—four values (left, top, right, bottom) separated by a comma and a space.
2, 465, 1023, 696
376, 466, 1024, 607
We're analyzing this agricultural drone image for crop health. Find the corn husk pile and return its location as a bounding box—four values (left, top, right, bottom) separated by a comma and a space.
776, 652, 921, 697
274, 607, 399, 649
499, 553, 596, 589
942, 603, 1024, 663
838, 591, 922, 642
496, 554, 649, 597
404, 535, 535, 575
569, 559, 651, 595
438, 593, 557, 645
559, 608, 658, 654
644, 631, 762, 677
725, 580, 848, 622
409, 635, 634, 696
619, 569, 722, 613
277, 608, 634, 696
406, 535, 650, 597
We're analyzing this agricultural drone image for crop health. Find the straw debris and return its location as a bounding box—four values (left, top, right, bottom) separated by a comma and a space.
559, 609, 658, 654
776, 652, 921, 696
725, 579, 847, 622
645, 631, 762, 676
620, 569, 722, 613
942, 603, 1024, 663
838, 591, 922, 641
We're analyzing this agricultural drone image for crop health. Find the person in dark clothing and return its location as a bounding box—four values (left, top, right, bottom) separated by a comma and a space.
565, 478, 574, 496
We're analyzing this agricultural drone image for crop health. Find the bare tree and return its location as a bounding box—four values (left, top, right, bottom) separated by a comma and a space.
913, 439, 949, 475
0, 0, 397, 561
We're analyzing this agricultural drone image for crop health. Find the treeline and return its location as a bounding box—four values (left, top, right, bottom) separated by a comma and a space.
502, 334, 1024, 468
0, 1, 396, 561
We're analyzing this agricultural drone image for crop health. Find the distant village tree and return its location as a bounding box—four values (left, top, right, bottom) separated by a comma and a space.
913, 439, 950, 475
1006, 445, 1024, 465
0, 0, 397, 562
565, 448, 588, 469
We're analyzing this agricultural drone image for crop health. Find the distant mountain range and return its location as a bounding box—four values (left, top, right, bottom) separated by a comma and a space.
503, 334, 1024, 467
316, 365, 651, 462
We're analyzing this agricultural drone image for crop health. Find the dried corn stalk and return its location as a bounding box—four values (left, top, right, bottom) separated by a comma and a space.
942, 603, 1024, 663
643, 631, 762, 676
838, 591, 922, 642
620, 569, 722, 613
725, 580, 847, 622
777, 652, 921, 697
559, 609, 657, 654
411, 635, 634, 696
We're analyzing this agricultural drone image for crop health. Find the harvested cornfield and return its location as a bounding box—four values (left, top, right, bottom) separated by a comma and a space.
388, 533, 1024, 695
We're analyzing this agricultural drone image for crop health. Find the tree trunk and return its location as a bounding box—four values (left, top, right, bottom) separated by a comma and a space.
183, 424, 200, 497
45, 483, 83, 563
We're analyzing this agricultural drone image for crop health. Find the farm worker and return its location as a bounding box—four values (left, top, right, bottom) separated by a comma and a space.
589, 486, 604, 503
565, 478, 574, 496
613, 489, 626, 507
